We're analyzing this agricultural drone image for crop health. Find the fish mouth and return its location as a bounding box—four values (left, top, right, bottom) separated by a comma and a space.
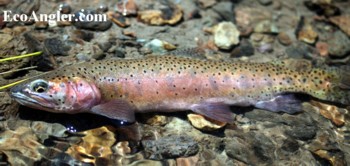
10, 92, 52, 109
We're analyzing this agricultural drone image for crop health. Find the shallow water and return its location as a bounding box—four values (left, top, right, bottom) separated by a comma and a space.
1, 0, 350, 165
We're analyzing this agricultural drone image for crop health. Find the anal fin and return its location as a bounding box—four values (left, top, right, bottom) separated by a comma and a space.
90, 99, 136, 122
254, 94, 303, 114
191, 102, 234, 123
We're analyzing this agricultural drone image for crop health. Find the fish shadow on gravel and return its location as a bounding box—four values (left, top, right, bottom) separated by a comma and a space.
18, 106, 129, 131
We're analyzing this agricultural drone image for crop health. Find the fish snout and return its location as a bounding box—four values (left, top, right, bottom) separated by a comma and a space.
10, 84, 27, 97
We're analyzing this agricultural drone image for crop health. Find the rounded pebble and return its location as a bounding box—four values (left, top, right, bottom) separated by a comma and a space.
213, 21, 240, 50
277, 32, 292, 46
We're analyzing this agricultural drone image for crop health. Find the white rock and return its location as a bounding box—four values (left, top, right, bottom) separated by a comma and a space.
213, 21, 240, 50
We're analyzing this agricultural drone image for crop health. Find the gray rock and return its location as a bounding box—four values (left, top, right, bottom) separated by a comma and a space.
92, 45, 105, 60
244, 109, 316, 127
281, 138, 299, 152
142, 135, 199, 159
251, 133, 274, 163
114, 49, 125, 58
98, 42, 112, 52
225, 137, 251, 163
231, 39, 255, 57
226, 132, 275, 164
75, 53, 87, 61
44, 38, 70, 56
328, 30, 350, 57
73, 30, 94, 42
285, 125, 317, 141
73, 9, 112, 31
212, 2, 235, 22
244, 109, 283, 123
285, 42, 316, 59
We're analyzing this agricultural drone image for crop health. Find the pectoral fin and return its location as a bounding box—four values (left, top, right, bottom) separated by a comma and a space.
191, 102, 234, 123
255, 94, 303, 114
90, 99, 135, 122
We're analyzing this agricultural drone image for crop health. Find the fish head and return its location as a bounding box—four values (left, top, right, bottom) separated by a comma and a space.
10, 77, 101, 113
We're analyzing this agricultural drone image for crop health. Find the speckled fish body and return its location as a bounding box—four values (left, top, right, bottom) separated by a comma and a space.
10, 56, 350, 123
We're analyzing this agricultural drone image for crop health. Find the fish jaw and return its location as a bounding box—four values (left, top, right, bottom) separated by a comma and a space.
11, 89, 56, 111
10, 77, 102, 113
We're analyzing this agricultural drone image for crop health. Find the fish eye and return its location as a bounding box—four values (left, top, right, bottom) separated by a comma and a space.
31, 80, 48, 93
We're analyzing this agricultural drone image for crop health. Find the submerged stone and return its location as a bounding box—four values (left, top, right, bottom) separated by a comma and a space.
285, 125, 317, 141
187, 114, 226, 131
212, 21, 240, 50
142, 135, 199, 159
328, 30, 350, 57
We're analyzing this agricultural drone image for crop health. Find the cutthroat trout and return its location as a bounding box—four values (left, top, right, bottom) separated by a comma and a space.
10, 56, 350, 122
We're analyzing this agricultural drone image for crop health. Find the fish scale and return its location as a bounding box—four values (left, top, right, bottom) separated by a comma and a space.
10, 55, 350, 123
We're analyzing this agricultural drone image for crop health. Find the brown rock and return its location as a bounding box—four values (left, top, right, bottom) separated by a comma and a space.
313, 149, 346, 166
235, 7, 272, 29
114, 141, 131, 156
0, 127, 43, 165
316, 42, 329, 56
138, 5, 183, 25
122, 30, 136, 38
329, 15, 350, 37
176, 155, 199, 166
297, 24, 318, 44
277, 32, 292, 46
145, 115, 168, 126
187, 114, 226, 131
311, 101, 345, 127
66, 126, 116, 164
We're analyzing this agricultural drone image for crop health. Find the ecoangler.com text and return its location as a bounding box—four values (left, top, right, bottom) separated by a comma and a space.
3, 10, 107, 22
